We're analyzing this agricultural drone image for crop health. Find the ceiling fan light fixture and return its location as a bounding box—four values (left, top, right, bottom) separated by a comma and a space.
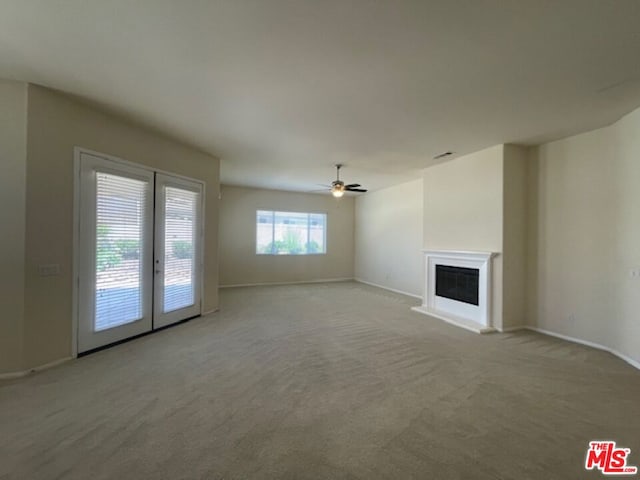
321, 164, 365, 197
331, 185, 345, 197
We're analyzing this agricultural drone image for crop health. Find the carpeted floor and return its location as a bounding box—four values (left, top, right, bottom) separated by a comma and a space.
1, 282, 639, 479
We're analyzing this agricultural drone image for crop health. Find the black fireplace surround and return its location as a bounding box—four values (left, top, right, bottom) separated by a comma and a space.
435, 265, 480, 306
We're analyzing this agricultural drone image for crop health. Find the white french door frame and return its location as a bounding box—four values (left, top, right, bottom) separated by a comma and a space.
72, 147, 206, 357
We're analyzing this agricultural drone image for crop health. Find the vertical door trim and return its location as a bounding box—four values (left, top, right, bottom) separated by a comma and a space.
72, 149, 81, 359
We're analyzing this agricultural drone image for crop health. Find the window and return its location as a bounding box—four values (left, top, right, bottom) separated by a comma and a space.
256, 210, 326, 255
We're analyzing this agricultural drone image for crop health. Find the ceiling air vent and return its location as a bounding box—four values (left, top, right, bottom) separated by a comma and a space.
433, 151, 453, 160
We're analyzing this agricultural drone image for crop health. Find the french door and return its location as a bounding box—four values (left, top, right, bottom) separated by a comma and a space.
154, 174, 202, 329
77, 152, 203, 353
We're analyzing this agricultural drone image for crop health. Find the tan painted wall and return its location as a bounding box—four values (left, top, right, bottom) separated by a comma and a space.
502, 145, 529, 328
528, 106, 640, 364
354, 179, 423, 297
219, 185, 354, 286
423, 145, 505, 329
23, 85, 220, 369
0, 80, 27, 373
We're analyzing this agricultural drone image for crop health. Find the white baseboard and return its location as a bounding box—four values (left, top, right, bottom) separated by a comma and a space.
498, 325, 528, 333
0, 356, 72, 380
524, 326, 640, 371
355, 278, 422, 300
202, 308, 219, 316
219, 277, 354, 288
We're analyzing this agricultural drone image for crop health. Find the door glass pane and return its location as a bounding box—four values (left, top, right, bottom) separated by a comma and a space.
163, 186, 198, 313
95, 172, 148, 331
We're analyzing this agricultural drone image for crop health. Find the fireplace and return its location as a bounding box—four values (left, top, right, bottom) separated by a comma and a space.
435, 265, 480, 306
412, 250, 496, 333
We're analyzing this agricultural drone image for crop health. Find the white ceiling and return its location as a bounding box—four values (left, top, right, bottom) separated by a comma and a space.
1, 0, 640, 193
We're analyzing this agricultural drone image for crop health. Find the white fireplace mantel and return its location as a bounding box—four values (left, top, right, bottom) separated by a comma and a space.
411, 249, 497, 334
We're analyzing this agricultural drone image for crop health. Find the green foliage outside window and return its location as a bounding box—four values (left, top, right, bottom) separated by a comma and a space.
96, 224, 122, 272
115, 239, 140, 260
172, 240, 193, 259
306, 240, 321, 254
263, 230, 302, 254
261, 230, 322, 255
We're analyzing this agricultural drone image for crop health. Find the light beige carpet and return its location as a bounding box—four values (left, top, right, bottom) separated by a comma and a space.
1, 282, 639, 479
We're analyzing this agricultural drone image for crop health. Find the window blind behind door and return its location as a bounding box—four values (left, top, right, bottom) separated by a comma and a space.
163, 186, 198, 313
95, 172, 149, 331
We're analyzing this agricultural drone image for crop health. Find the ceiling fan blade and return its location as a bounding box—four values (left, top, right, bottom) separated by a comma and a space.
315, 183, 333, 188
345, 188, 367, 192
344, 183, 361, 188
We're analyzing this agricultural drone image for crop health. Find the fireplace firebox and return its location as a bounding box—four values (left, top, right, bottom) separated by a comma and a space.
435, 265, 479, 306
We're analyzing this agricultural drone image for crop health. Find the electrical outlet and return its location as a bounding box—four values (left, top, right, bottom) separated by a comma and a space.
38, 264, 60, 276
630, 268, 640, 278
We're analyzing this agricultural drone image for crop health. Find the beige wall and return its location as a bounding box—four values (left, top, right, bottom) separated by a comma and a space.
529, 106, 640, 364
22, 85, 219, 369
423, 145, 506, 329
502, 145, 529, 328
354, 179, 423, 297
0, 80, 27, 373
219, 185, 354, 286
424, 145, 504, 250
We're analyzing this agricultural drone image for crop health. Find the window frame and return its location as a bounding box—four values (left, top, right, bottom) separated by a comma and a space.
255, 209, 327, 256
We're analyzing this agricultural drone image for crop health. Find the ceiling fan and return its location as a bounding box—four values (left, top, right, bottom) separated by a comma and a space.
319, 164, 368, 198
